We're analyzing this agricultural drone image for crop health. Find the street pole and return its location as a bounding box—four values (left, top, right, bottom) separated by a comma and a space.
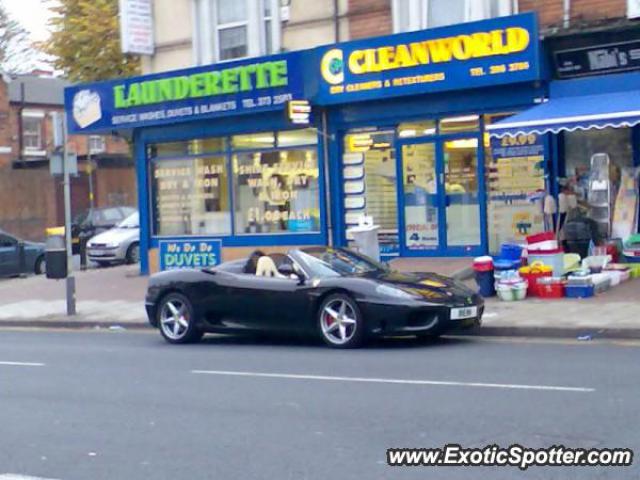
62, 113, 76, 316
88, 149, 95, 210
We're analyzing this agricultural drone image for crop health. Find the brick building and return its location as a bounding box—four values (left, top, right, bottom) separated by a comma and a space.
64, 0, 640, 273
0, 74, 137, 241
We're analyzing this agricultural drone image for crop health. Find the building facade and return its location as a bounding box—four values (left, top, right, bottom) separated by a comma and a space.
62, 1, 640, 273
0, 74, 136, 241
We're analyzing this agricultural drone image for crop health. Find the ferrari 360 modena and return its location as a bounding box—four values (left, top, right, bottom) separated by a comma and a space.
145, 247, 483, 348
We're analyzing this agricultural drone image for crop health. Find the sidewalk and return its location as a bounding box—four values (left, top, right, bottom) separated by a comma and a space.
0, 261, 638, 339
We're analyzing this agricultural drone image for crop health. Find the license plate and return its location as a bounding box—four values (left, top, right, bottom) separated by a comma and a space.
450, 306, 477, 320
88, 250, 105, 256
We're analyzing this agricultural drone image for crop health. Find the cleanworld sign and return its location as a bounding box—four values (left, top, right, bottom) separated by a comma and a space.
64, 52, 306, 134
313, 12, 541, 104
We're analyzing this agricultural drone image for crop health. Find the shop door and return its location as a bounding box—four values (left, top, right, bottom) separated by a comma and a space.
398, 137, 483, 256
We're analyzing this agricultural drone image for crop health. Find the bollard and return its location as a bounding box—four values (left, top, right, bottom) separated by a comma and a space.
80, 235, 88, 271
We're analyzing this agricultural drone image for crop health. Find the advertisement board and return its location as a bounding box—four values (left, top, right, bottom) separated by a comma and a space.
65, 52, 306, 134
159, 239, 222, 271
314, 13, 540, 105
119, 0, 154, 55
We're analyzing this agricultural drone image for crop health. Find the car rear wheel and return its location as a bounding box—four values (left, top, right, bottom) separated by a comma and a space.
317, 294, 365, 349
34, 256, 46, 275
126, 243, 140, 264
157, 292, 203, 344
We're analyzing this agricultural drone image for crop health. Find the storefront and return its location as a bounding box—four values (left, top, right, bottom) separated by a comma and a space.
65, 13, 553, 273
314, 12, 547, 258
488, 69, 640, 249
65, 52, 330, 274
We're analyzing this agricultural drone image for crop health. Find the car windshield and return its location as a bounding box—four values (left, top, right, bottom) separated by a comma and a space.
117, 212, 139, 228
73, 210, 90, 225
297, 248, 386, 277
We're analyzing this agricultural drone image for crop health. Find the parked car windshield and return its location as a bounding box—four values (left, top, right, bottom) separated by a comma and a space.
117, 212, 139, 229
73, 210, 90, 226
297, 247, 386, 277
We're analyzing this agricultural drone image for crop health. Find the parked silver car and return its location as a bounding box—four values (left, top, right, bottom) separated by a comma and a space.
86, 212, 140, 266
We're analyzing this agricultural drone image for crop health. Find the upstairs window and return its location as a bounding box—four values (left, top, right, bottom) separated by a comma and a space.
216, 0, 249, 60
194, 0, 281, 64
89, 135, 106, 154
22, 111, 44, 152
392, 0, 514, 32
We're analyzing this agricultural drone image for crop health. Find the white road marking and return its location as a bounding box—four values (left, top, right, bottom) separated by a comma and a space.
0, 361, 45, 367
191, 370, 594, 393
0, 475, 60, 480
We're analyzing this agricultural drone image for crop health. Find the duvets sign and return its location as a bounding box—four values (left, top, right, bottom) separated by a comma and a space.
159, 239, 222, 271
65, 53, 305, 133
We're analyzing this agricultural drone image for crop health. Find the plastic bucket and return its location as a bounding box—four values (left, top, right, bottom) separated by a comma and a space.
474, 270, 496, 297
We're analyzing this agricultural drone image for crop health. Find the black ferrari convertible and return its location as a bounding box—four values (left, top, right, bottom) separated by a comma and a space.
145, 247, 483, 348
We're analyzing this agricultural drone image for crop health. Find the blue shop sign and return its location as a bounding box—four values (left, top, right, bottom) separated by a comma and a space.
159, 239, 222, 271
313, 13, 541, 105
64, 52, 306, 134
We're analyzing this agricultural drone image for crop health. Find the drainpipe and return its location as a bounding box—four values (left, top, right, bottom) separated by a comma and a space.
18, 81, 25, 163
333, 0, 340, 43
321, 109, 333, 246
563, 0, 571, 29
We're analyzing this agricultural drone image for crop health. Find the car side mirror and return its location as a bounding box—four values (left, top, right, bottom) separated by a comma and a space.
278, 264, 305, 284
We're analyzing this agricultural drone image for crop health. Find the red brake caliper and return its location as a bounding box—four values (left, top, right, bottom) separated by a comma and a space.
325, 312, 334, 326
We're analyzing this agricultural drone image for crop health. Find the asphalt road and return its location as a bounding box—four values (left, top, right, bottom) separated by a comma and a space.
0, 329, 638, 480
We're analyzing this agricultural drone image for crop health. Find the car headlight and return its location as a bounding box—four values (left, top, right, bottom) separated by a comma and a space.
376, 284, 417, 300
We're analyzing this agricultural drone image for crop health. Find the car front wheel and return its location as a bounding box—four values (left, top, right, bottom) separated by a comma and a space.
157, 292, 203, 344
317, 294, 365, 349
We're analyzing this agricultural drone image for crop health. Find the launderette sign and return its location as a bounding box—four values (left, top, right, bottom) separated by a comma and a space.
159, 239, 221, 271
314, 13, 540, 104
64, 52, 305, 134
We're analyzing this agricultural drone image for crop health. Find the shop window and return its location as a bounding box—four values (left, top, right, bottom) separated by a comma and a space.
232, 132, 276, 149
397, 120, 436, 139
190, 137, 226, 154
343, 131, 399, 255
233, 148, 321, 234
150, 138, 225, 158
439, 115, 480, 134
151, 156, 231, 236
277, 129, 318, 147
392, 0, 513, 32
484, 114, 546, 253
564, 128, 632, 196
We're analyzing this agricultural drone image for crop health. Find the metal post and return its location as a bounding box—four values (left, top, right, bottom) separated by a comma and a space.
62, 113, 76, 316
88, 150, 95, 210
18, 241, 26, 277
321, 109, 333, 246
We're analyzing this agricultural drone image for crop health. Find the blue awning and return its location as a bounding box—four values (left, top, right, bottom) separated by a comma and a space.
487, 90, 640, 137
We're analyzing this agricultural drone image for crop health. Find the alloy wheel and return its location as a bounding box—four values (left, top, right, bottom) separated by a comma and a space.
320, 299, 358, 345
160, 299, 190, 340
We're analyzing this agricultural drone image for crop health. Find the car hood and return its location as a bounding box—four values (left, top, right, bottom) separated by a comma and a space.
367, 270, 478, 303
24, 241, 45, 251
88, 228, 139, 245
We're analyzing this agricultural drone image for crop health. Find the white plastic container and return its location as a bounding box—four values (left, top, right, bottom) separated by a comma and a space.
496, 282, 528, 301
347, 217, 380, 262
